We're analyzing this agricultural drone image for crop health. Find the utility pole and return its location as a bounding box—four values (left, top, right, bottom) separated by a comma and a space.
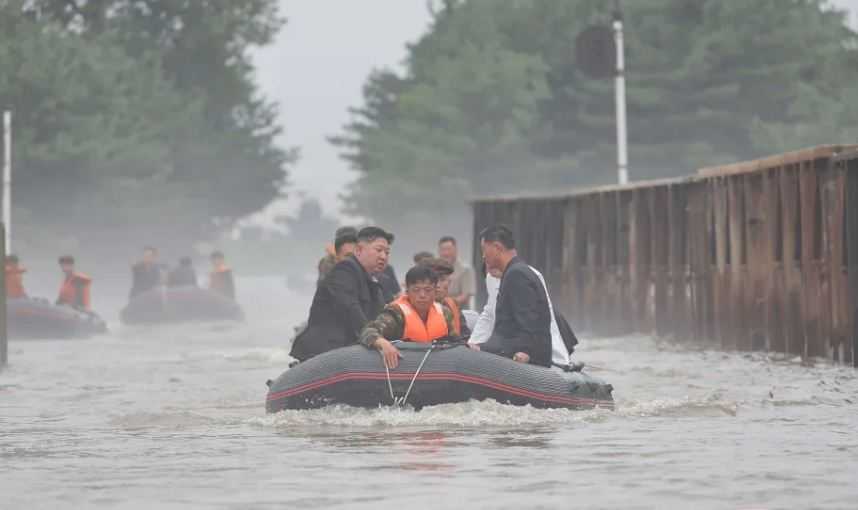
613, 0, 629, 185
1, 110, 8, 366
2, 110, 10, 253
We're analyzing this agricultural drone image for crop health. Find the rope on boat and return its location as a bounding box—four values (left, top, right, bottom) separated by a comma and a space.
384, 342, 436, 407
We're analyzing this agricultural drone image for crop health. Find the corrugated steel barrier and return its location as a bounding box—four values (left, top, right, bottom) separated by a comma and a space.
472, 145, 858, 366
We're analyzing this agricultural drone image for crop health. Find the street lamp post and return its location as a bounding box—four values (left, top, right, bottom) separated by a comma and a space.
613, 0, 629, 185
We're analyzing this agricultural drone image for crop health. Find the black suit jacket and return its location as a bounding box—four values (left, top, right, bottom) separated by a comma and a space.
130, 263, 163, 299
481, 256, 552, 367
290, 255, 385, 361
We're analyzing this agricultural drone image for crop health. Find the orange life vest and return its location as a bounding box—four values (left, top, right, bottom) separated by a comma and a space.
5, 264, 27, 298
443, 296, 462, 336
58, 272, 92, 310
394, 295, 448, 343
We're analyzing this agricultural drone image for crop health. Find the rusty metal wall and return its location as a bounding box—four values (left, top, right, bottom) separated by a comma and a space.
472, 146, 858, 366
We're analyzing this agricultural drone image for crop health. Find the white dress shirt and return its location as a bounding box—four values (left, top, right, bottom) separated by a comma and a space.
469, 268, 570, 365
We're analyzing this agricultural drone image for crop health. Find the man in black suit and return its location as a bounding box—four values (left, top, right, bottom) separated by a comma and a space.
290, 226, 393, 362
471, 225, 552, 367
129, 246, 164, 299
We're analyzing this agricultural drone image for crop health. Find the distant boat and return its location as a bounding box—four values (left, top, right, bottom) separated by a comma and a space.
120, 285, 243, 325
8, 297, 107, 340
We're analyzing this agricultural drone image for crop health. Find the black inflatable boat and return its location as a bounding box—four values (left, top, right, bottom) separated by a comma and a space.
8, 297, 108, 339
266, 342, 613, 412
120, 285, 243, 325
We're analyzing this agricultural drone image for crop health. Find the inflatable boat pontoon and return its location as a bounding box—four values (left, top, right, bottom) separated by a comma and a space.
120, 285, 243, 325
266, 342, 613, 412
8, 297, 108, 339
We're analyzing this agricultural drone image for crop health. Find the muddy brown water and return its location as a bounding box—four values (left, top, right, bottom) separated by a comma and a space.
1, 277, 856, 509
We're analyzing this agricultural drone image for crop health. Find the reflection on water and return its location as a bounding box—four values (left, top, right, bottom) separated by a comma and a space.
1, 278, 857, 509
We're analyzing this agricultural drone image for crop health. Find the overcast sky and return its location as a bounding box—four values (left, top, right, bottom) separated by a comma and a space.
251, 0, 431, 223
251, 0, 858, 223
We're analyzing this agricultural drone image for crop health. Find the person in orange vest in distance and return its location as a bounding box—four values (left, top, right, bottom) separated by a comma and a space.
423, 258, 470, 338
5, 254, 28, 299
358, 265, 459, 369
209, 251, 235, 300
56, 255, 92, 311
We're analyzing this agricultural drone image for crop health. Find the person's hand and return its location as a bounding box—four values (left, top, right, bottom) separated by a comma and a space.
375, 338, 401, 369
468, 343, 480, 351
513, 352, 530, 364
324, 243, 336, 257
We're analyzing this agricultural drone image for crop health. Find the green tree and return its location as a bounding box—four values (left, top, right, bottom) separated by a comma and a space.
335, 0, 858, 248
30, 0, 292, 226
0, 0, 292, 259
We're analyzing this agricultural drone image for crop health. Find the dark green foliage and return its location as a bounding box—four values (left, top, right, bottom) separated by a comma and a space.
0, 0, 292, 253
334, 0, 858, 247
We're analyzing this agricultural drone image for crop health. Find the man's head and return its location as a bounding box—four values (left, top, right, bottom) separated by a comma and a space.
7, 254, 19, 266
58, 255, 75, 275
480, 225, 516, 273
438, 236, 458, 264
142, 246, 157, 265
354, 226, 393, 274
334, 226, 358, 261
413, 251, 434, 265
423, 257, 454, 301
210, 251, 225, 266
179, 256, 193, 267
405, 265, 439, 316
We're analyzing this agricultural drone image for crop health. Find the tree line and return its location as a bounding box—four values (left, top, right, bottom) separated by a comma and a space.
334, 0, 858, 250
0, 0, 292, 258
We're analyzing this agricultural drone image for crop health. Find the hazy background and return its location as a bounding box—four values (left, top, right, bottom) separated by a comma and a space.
253, 0, 858, 222
252, 0, 432, 222
4, 0, 858, 300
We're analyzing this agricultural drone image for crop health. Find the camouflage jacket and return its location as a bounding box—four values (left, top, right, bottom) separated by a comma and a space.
359, 301, 458, 347
317, 254, 336, 284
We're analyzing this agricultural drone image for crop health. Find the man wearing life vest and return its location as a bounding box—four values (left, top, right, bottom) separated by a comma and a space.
209, 251, 235, 300
5, 254, 28, 299
359, 265, 458, 368
56, 255, 92, 311
422, 257, 470, 338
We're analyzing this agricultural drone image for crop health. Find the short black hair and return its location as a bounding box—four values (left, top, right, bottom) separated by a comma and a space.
413, 251, 434, 264
179, 256, 193, 266
335, 233, 358, 254
334, 226, 358, 242
423, 257, 454, 276
58, 255, 75, 265
405, 265, 439, 287
210, 250, 225, 259
357, 226, 394, 244
479, 225, 515, 250
438, 236, 456, 246
7, 254, 19, 264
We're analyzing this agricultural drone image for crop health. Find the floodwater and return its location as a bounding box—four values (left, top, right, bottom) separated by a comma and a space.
1, 277, 857, 509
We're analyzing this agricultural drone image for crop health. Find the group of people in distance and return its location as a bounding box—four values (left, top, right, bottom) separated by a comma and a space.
128, 246, 236, 301
290, 224, 577, 370
4, 253, 95, 311
3, 246, 237, 313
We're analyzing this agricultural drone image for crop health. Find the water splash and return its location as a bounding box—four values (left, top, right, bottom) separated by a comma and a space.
248, 400, 612, 430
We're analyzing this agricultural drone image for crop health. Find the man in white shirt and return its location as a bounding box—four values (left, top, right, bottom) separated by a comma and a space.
470, 265, 572, 367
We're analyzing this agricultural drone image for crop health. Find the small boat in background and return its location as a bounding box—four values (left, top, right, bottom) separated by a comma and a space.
120, 285, 243, 325
8, 297, 107, 339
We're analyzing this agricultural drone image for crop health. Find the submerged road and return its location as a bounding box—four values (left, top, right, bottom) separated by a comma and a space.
1, 277, 856, 509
